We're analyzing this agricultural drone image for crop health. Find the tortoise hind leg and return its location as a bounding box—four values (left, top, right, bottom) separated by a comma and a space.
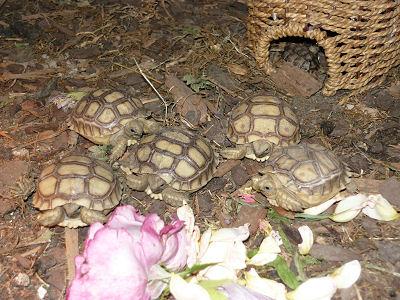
80, 207, 108, 225
160, 187, 190, 207
126, 173, 149, 191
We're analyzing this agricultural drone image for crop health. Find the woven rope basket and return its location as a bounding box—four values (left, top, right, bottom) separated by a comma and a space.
247, 0, 400, 96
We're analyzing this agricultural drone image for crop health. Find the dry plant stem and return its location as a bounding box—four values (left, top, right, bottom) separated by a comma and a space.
132, 57, 168, 122
65, 228, 79, 282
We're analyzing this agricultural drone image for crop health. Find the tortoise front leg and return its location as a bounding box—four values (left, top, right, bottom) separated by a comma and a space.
220, 145, 248, 160
37, 206, 66, 227
126, 173, 149, 191
109, 135, 128, 163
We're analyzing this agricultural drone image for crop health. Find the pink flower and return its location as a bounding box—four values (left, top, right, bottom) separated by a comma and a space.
67, 205, 189, 300
239, 194, 256, 203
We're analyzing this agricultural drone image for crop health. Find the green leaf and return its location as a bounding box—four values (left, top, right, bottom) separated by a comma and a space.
269, 256, 300, 289
294, 213, 330, 220
200, 280, 231, 300
178, 263, 216, 277
182, 74, 197, 85
277, 226, 295, 254
267, 208, 291, 224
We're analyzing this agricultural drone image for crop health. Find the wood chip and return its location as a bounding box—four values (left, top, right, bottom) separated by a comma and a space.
213, 159, 241, 177
165, 74, 208, 126
268, 61, 323, 98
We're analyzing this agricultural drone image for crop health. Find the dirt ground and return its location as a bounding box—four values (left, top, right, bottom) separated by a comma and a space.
0, 1, 399, 299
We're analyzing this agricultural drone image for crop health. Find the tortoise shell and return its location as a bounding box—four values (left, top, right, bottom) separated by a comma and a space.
33, 155, 121, 213
70, 89, 144, 144
227, 95, 300, 146
129, 127, 218, 191
282, 43, 321, 72
262, 143, 350, 211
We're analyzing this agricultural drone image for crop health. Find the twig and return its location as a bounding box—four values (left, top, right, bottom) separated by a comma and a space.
21, 10, 78, 21
0, 68, 62, 81
364, 262, 400, 277
13, 127, 67, 149
132, 57, 168, 123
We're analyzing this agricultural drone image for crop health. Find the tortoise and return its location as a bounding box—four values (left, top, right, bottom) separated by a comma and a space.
251, 143, 351, 211
270, 41, 327, 80
32, 154, 122, 228
69, 89, 160, 162
220, 95, 300, 161
120, 127, 218, 206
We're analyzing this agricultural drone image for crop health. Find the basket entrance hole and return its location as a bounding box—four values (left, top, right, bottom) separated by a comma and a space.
269, 37, 327, 82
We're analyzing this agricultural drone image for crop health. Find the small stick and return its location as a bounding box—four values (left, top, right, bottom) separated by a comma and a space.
65, 228, 79, 282
132, 57, 168, 123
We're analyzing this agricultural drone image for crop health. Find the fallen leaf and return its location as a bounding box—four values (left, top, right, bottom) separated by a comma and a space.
213, 159, 241, 177
227, 63, 248, 76
230, 205, 267, 235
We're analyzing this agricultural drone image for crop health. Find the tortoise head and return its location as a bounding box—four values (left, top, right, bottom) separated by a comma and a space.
251, 169, 277, 199
251, 140, 272, 161
124, 119, 145, 141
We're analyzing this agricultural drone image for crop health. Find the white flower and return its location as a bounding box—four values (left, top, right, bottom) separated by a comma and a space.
286, 277, 337, 300
244, 268, 287, 300
329, 260, 361, 289
177, 202, 201, 267
303, 197, 340, 215
331, 194, 399, 222
248, 230, 282, 266
362, 194, 399, 221
169, 274, 211, 300
330, 194, 368, 222
297, 225, 314, 255
287, 260, 362, 300
196, 225, 249, 280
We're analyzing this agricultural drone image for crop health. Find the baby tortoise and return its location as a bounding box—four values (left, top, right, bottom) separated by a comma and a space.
221, 95, 300, 161
252, 143, 351, 211
70, 89, 160, 162
33, 155, 122, 228
121, 127, 218, 206
270, 41, 327, 80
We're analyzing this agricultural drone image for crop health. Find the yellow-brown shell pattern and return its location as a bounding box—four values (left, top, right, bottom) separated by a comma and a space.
70, 89, 143, 143
33, 155, 121, 212
227, 95, 300, 146
132, 127, 218, 191
264, 143, 349, 208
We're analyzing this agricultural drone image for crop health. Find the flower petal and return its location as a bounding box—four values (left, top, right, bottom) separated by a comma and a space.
248, 235, 281, 266
200, 264, 238, 281
362, 194, 400, 221
67, 226, 150, 300
211, 225, 250, 242
303, 198, 339, 215
297, 225, 314, 255
329, 260, 361, 289
330, 194, 368, 222
286, 277, 337, 300
245, 268, 287, 300
170, 274, 211, 300
219, 283, 272, 300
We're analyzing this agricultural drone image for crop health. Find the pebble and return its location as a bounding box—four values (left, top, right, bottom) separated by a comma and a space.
14, 273, 30, 287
